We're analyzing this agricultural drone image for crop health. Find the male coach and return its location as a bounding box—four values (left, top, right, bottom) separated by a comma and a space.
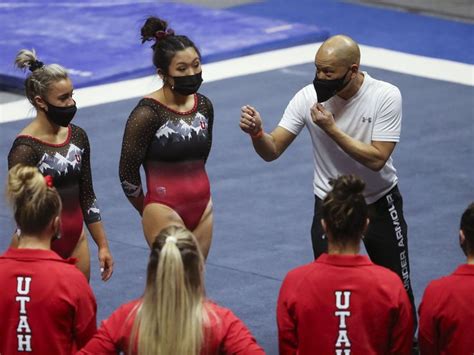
239, 34, 416, 328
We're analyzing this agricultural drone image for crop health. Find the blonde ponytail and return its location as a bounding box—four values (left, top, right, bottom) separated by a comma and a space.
131, 226, 205, 355
7, 164, 61, 234
14, 48, 39, 71
14, 48, 69, 107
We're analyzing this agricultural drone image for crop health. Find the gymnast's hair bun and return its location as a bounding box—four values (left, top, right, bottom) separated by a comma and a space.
141, 16, 168, 43
330, 174, 365, 200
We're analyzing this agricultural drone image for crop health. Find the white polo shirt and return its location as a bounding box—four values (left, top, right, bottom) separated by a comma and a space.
278, 72, 401, 204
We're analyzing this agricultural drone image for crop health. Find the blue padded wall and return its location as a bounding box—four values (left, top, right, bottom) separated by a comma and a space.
0, 1, 329, 89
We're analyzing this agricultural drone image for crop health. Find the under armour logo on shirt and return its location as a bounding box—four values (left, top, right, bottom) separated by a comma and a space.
361, 116, 372, 123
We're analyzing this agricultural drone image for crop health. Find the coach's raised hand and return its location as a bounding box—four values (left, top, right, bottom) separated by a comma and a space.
240, 105, 263, 136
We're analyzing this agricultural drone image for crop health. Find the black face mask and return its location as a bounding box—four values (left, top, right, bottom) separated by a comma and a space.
313, 69, 352, 103
45, 100, 77, 127
171, 72, 203, 96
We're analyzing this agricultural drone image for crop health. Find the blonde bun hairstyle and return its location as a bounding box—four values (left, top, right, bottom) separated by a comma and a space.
7, 164, 61, 235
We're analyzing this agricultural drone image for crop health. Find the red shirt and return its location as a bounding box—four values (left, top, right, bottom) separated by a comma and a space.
277, 254, 414, 355
418, 264, 474, 354
0, 248, 97, 355
77, 299, 265, 354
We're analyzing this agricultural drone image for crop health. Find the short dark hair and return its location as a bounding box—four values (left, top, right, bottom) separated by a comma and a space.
141, 16, 201, 74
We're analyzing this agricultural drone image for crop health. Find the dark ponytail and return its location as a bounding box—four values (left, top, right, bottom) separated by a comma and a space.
141, 16, 201, 74
460, 203, 474, 254
321, 174, 368, 243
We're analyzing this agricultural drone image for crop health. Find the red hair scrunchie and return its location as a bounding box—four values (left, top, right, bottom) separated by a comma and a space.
44, 175, 54, 188
154, 28, 175, 41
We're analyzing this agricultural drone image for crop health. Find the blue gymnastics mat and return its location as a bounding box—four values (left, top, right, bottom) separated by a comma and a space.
0, 1, 329, 90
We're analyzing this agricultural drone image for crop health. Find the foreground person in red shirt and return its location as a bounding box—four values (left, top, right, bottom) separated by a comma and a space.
418, 202, 474, 354
0, 164, 97, 354
78, 225, 265, 355
277, 174, 414, 355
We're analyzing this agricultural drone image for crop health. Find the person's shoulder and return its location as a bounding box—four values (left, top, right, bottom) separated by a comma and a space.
365, 72, 401, 96
136, 97, 156, 107
105, 299, 141, 322
284, 84, 315, 112
197, 93, 213, 108
208, 299, 243, 317
424, 272, 459, 295
204, 301, 247, 331
197, 92, 211, 102
17, 121, 37, 137
11, 123, 39, 145
49, 259, 92, 289
295, 84, 316, 100
129, 98, 160, 119
283, 261, 317, 286
57, 259, 89, 277
10, 134, 35, 149
202, 301, 233, 330
206, 300, 228, 315
21, 257, 91, 293
70, 123, 88, 138
0, 248, 16, 260
369, 263, 401, 279
288, 260, 315, 274
117, 299, 141, 312
364, 263, 405, 291
419, 277, 450, 308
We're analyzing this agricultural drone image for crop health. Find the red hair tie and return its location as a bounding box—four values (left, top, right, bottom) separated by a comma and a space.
44, 175, 54, 188
155, 28, 175, 41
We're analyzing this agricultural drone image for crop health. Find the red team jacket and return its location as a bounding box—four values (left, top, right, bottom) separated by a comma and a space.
277, 254, 414, 355
418, 264, 474, 354
77, 299, 265, 354
0, 248, 97, 355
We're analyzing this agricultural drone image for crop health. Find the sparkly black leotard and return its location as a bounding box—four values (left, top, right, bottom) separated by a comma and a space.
119, 93, 213, 230
8, 124, 101, 258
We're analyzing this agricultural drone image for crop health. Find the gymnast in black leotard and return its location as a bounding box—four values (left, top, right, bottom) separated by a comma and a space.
7, 49, 113, 281
9, 125, 101, 260
119, 16, 214, 258
119, 95, 213, 230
